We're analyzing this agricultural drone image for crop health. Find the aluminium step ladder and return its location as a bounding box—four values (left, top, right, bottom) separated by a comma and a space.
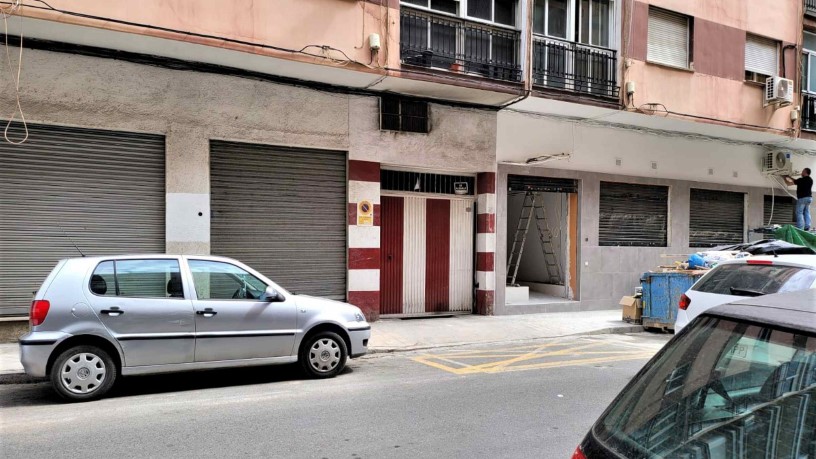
506, 191, 563, 286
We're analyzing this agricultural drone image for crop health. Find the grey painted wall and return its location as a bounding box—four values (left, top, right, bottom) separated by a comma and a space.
0, 47, 498, 254
495, 164, 776, 315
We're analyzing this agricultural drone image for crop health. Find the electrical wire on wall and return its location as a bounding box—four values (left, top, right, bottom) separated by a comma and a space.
6, 0, 380, 71
765, 174, 798, 226
1, 0, 27, 144
504, 107, 816, 156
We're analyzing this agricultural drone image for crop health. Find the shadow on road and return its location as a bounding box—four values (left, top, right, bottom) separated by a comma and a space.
0, 364, 354, 408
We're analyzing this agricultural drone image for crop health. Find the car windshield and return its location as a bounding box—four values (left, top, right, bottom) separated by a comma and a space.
594, 316, 816, 458
692, 264, 816, 297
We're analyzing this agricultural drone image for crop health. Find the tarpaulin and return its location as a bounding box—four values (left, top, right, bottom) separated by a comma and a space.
773, 225, 816, 252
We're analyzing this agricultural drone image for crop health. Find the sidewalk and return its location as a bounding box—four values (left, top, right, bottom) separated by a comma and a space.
0, 310, 642, 375
368, 309, 642, 353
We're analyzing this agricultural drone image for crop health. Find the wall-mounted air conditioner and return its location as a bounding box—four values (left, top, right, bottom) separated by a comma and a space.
762, 149, 793, 176
765, 76, 794, 107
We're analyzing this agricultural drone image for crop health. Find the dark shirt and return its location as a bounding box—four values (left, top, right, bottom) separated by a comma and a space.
795, 176, 813, 199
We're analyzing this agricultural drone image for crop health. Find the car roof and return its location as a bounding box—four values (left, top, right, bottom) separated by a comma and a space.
716, 254, 816, 268
62, 254, 239, 263
703, 289, 816, 334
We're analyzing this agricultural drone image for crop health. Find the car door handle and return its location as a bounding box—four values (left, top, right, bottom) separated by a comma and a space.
101, 307, 124, 317
196, 308, 217, 317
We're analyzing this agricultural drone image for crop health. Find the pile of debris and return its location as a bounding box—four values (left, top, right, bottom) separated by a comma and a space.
659, 239, 815, 273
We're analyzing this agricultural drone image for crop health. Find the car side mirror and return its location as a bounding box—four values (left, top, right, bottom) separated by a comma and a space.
261, 286, 285, 303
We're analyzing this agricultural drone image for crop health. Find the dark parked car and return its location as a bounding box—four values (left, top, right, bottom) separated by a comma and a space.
573, 289, 816, 458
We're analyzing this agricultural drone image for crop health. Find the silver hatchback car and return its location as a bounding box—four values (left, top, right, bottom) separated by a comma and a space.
19, 255, 370, 401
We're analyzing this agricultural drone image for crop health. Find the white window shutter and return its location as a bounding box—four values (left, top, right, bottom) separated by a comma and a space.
647, 8, 689, 68
745, 34, 778, 77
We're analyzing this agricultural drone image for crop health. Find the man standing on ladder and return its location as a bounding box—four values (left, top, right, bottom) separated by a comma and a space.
784, 168, 813, 231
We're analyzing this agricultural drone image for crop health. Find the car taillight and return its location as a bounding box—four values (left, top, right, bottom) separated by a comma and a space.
30, 300, 50, 326
679, 293, 691, 311
571, 446, 587, 459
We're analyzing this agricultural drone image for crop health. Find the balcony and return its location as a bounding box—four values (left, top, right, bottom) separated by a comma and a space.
803, 93, 816, 132
532, 36, 619, 99
400, 8, 522, 83
807, 0, 816, 16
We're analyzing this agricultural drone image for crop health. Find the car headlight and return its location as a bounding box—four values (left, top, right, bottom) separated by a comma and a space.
355, 312, 365, 322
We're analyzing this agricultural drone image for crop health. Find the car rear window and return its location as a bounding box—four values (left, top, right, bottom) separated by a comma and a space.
594, 316, 816, 458
692, 263, 816, 297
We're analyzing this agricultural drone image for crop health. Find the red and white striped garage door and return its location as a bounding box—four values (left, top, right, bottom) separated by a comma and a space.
380, 195, 474, 316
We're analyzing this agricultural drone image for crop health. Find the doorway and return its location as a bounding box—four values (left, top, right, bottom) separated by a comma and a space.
505, 175, 578, 305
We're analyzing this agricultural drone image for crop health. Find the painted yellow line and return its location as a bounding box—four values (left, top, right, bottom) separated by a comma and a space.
432, 356, 472, 367
470, 353, 655, 374
411, 357, 466, 375
480, 353, 656, 373
470, 342, 608, 372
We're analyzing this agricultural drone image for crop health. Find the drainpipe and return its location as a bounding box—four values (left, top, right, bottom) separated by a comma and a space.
499, 0, 535, 109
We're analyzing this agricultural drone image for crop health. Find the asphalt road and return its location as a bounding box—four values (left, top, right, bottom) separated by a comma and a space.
0, 333, 672, 459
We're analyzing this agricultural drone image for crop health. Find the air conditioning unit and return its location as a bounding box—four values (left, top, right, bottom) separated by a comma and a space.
765, 76, 794, 106
762, 149, 793, 175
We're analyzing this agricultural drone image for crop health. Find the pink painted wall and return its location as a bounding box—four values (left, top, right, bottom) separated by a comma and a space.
21, 0, 401, 70
626, 0, 800, 131
638, 0, 800, 43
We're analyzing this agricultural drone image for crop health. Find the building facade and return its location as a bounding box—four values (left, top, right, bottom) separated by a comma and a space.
0, 0, 814, 324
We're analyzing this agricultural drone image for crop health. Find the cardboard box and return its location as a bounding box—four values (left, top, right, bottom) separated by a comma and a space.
620, 296, 642, 323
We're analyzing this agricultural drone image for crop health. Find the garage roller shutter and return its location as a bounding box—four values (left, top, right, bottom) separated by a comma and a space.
210, 141, 347, 300
508, 175, 578, 193
763, 195, 796, 226
0, 122, 165, 316
689, 189, 745, 248
599, 182, 668, 247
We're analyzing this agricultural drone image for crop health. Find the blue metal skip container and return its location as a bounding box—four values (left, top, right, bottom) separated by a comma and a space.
640, 272, 705, 330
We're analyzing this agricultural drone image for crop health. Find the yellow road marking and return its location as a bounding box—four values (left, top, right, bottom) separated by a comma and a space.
475, 353, 656, 374
411, 338, 658, 375
458, 342, 606, 373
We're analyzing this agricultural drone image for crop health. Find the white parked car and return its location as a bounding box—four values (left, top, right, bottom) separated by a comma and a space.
675, 255, 816, 332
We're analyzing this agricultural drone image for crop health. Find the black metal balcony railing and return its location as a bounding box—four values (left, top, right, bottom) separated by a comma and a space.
803, 93, 816, 132
806, 0, 816, 16
532, 36, 619, 99
400, 8, 522, 82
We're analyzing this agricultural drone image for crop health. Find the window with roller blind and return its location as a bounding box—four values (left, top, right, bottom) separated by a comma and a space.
647, 7, 690, 69
745, 34, 778, 83
802, 32, 816, 93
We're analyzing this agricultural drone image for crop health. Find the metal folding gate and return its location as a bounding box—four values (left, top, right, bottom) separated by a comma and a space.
599, 182, 669, 247
689, 189, 745, 247
0, 122, 165, 316
209, 141, 347, 300
380, 194, 474, 316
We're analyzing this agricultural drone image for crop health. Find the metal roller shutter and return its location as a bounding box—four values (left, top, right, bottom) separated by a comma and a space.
599, 182, 668, 247
0, 122, 165, 316
689, 189, 745, 248
745, 34, 778, 77
647, 8, 689, 68
508, 175, 578, 193
210, 141, 347, 300
763, 195, 796, 226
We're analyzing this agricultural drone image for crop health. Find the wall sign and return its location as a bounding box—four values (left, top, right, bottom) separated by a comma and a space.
357, 200, 373, 226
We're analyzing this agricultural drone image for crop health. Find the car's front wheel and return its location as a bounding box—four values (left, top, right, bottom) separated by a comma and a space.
299, 331, 347, 378
50, 345, 117, 402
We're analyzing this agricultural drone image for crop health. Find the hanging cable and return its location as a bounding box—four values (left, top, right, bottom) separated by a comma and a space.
1, 0, 27, 144
767, 181, 775, 226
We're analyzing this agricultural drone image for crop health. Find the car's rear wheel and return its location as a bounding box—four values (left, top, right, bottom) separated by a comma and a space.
299, 332, 347, 379
50, 345, 117, 402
